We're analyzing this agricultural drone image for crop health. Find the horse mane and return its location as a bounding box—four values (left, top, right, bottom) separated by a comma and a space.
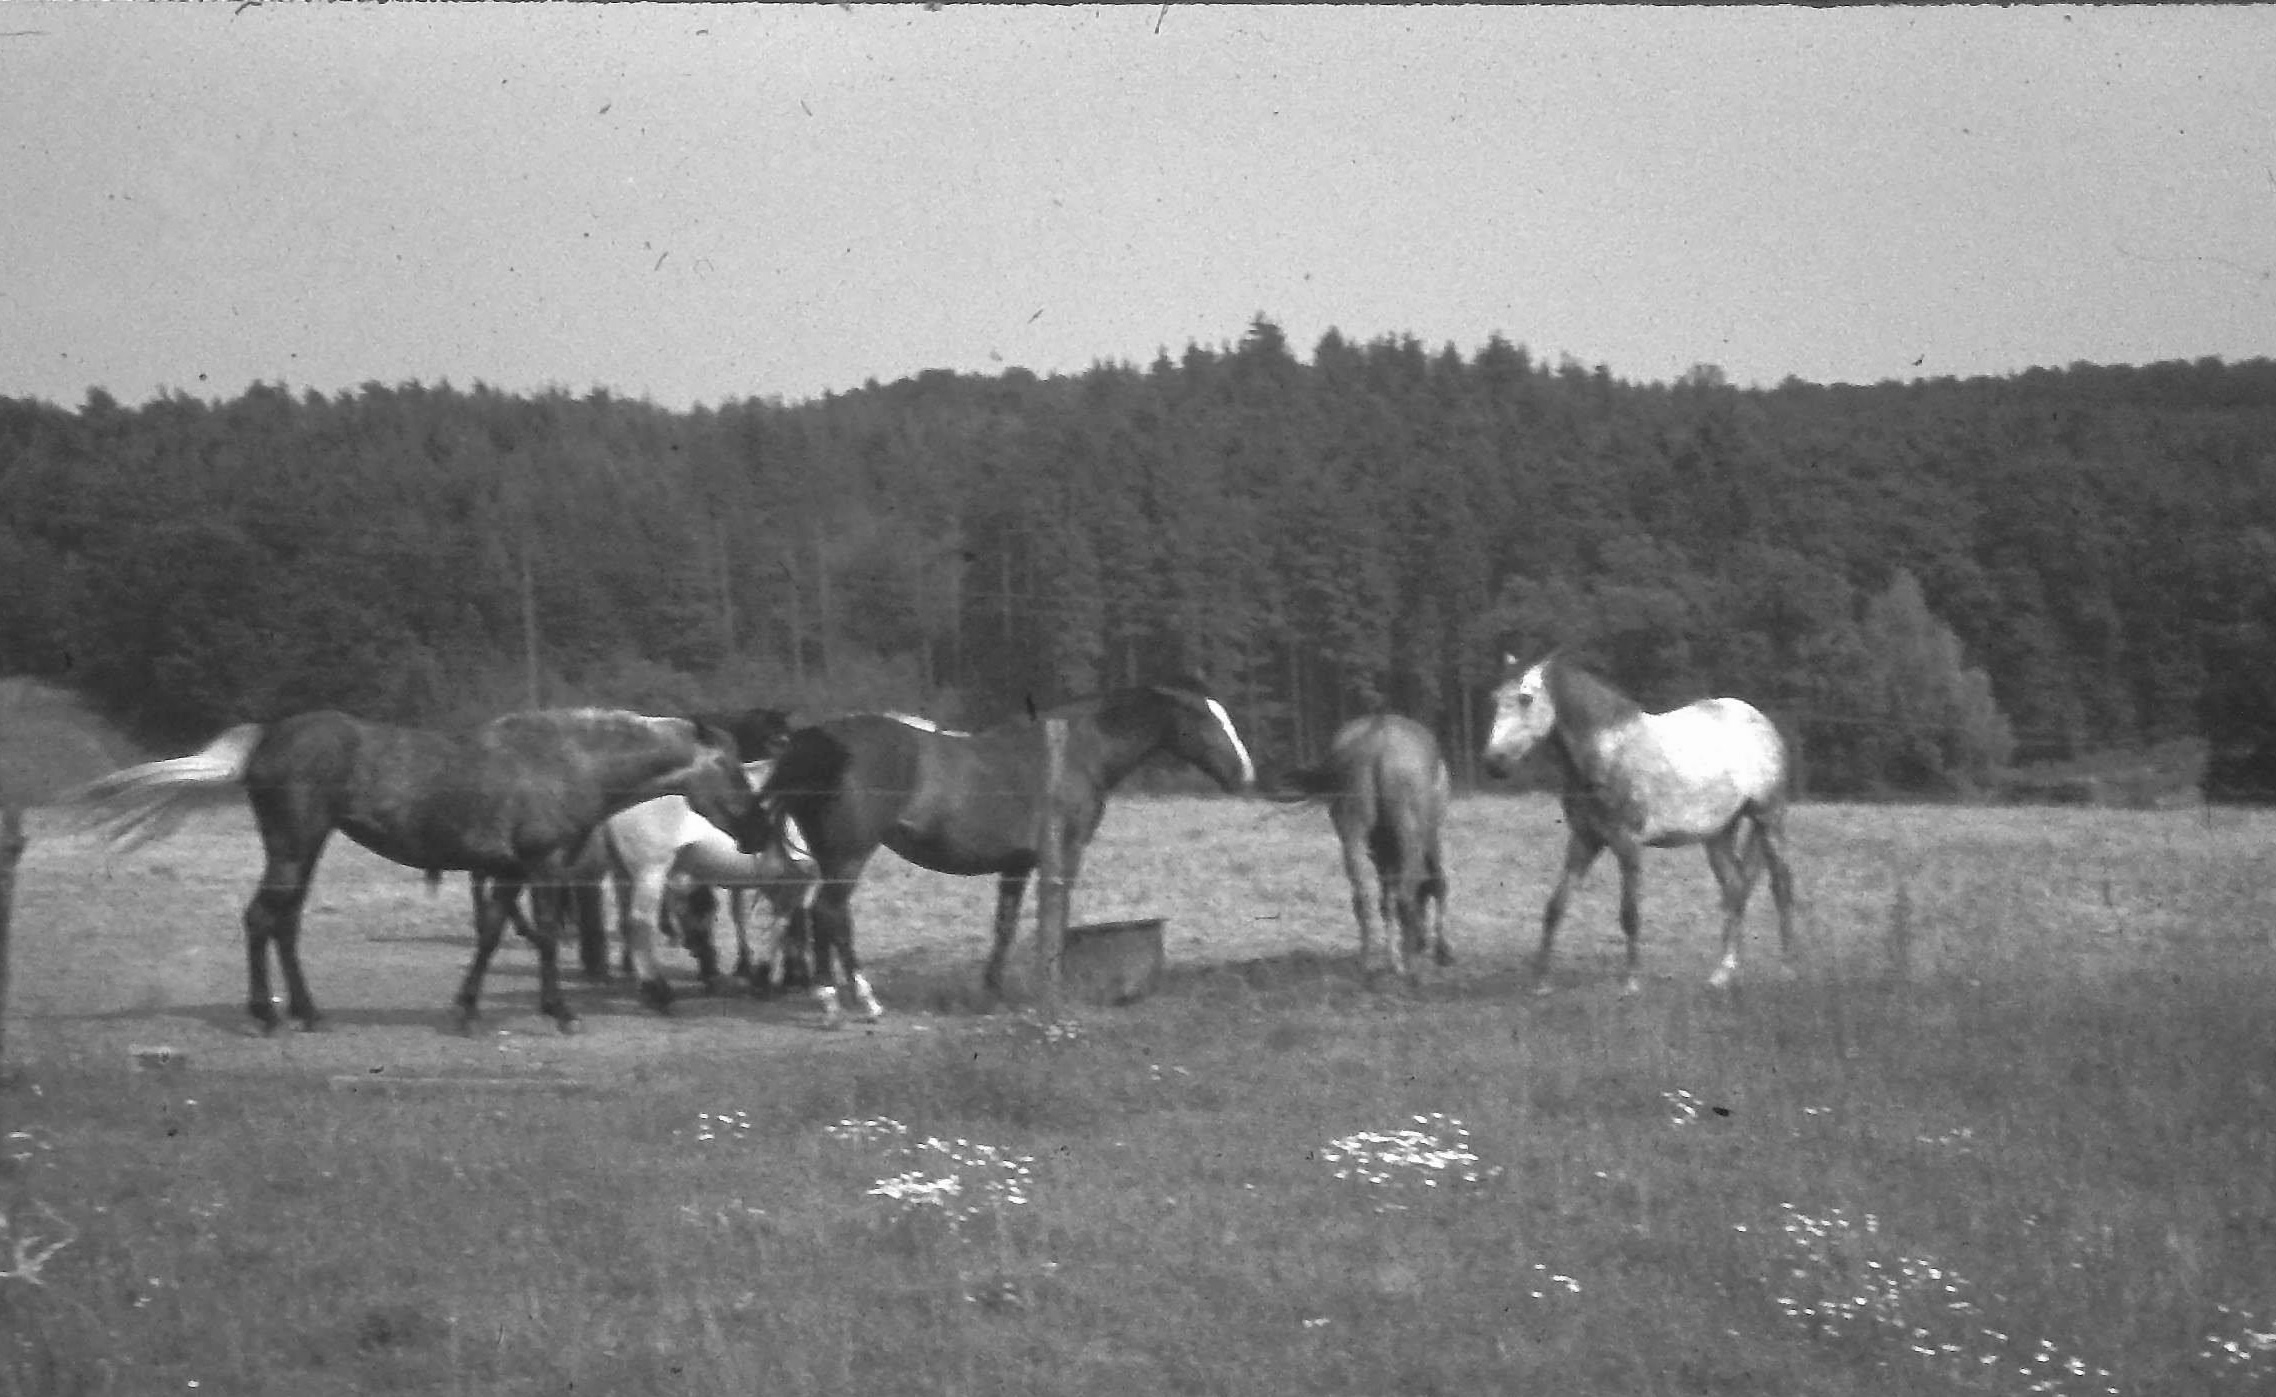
685, 706, 794, 761
1542, 658, 1642, 744
489, 708, 694, 755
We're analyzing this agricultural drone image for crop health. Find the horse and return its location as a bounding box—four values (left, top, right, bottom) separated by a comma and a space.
1273, 713, 1452, 980
530, 706, 796, 981
735, 681, 1256, 1027
592, 774, 819, 1006
59, 708, 754, 1034
1480, 653, 1796, 994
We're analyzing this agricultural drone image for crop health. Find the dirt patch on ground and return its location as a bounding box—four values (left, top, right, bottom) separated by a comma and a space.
1, 806, 1214, 1089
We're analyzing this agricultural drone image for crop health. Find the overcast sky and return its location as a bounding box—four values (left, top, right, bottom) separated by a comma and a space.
4, 4, 2272, 410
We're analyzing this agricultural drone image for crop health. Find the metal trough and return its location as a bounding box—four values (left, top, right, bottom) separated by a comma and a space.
1057, 918, 1167, 1005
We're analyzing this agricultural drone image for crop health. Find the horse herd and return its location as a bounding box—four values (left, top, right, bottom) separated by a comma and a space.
58, 655, 1797, 1036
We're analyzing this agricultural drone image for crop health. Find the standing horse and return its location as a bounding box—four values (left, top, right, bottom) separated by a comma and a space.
736, 682, 1256, 1027
595, 776, 818, 1005
60, 708, 753, 1033
1275, 714, 1452, 980
1481, 654, 1795, 994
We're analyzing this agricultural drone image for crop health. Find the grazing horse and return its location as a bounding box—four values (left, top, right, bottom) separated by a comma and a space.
1481, 654, 1796, 994
1275, 714, 1452, 980
594, 774, 819, 1006
61, 708, 754, 1033
534, 705, 796, 980
736, 682, 1256, 1027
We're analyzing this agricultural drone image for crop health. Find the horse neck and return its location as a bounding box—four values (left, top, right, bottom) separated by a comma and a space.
586, 738, 708, 815
1544, 665, 1641, 788
1069, 695, 1165, 790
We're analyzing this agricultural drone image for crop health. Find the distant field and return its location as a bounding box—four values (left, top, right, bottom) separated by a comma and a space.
4, 794, 2274, 1395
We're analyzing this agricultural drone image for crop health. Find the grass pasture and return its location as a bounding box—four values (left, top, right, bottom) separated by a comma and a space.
3, 794, 2275, 1396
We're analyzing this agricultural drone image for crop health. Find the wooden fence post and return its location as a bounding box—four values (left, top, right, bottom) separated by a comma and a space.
0, 804, 24, 1073
1033, 718, 1069, 1017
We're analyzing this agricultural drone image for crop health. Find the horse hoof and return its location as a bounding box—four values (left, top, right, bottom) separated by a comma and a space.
638, 979, 675, 1014
291, 1018, 322, 1034
555, 1017, 582, 1036
1530, 981, 1555, 998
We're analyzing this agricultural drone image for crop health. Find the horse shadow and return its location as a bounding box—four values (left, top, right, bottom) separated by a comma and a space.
54, 1000, 461, 1036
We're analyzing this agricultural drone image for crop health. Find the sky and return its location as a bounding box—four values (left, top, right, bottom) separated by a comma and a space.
3, 4, 2273, 411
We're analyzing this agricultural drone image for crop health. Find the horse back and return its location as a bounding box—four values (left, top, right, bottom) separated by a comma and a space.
887, 723, 1052, 874
1612, 698, 1787, 843
1322, 716, 1448, 870
1329, 716, 1448, 815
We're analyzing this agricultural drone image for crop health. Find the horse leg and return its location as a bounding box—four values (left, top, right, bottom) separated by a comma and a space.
499, 875, 579, 1033
574, 879, 610, 981
1612, 843, 1646, 996
766, 895, 814, 994
1534, 832, 1601, 994
801, 882, 869, 1032
453, 877, 512, 1033
1704, 830, 1754, 990
676, 880, 724, 989
1422, 846, 1452, 966
751, 882, 805, 994
243, 849, 325, 1033
981, 871, 1032, 996
1755, 807, 1799, 962
727, 888, 757, 983
621, 866, 678, 1013
1340, 825, 1393, 979
1384, 813, 1436, 983
241, 796, 331, 1032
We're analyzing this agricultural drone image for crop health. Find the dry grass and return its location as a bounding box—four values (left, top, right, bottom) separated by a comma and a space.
3, 795, 2273, 1394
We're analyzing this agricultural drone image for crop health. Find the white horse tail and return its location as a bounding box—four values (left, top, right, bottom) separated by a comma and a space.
58, 722, 267, 852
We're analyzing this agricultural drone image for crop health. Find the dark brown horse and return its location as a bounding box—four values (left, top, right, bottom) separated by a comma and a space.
62, 708, 754, 1033
735, 682, 1255, 1026
1275, 713, 1451, 980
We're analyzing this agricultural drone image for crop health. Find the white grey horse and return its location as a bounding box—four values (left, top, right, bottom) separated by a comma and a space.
596, 762, 819, 1005
1482, 653, 1796, 994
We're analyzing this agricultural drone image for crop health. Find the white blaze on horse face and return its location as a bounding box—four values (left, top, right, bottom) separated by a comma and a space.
1485, 665, 1556, 766
1203, 698, 1255, 788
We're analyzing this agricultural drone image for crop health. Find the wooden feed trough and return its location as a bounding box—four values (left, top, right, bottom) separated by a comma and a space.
1056, 918, 1167, 1006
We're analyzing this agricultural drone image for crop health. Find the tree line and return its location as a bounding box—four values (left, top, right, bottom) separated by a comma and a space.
5, 319, 2276, 796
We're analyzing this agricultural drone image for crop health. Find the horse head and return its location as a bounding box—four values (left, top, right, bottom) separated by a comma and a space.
677, 720, 759, 837
690, 706, 796, 763
1481, 653, 1558, 778
1148, 680, 1255, 793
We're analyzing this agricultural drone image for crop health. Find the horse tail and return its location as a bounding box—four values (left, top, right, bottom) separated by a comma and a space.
57, 722, 267, 853
1257, 759, 1341, 807
424, 870, 444, 897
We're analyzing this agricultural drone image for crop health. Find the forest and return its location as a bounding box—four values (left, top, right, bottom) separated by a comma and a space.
5, 316, 2276, 798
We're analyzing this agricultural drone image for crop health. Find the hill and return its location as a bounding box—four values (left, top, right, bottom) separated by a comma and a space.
0, 676, 138, 807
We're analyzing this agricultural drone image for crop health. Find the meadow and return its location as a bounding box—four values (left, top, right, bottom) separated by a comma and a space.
3, 793, 2274, 1396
